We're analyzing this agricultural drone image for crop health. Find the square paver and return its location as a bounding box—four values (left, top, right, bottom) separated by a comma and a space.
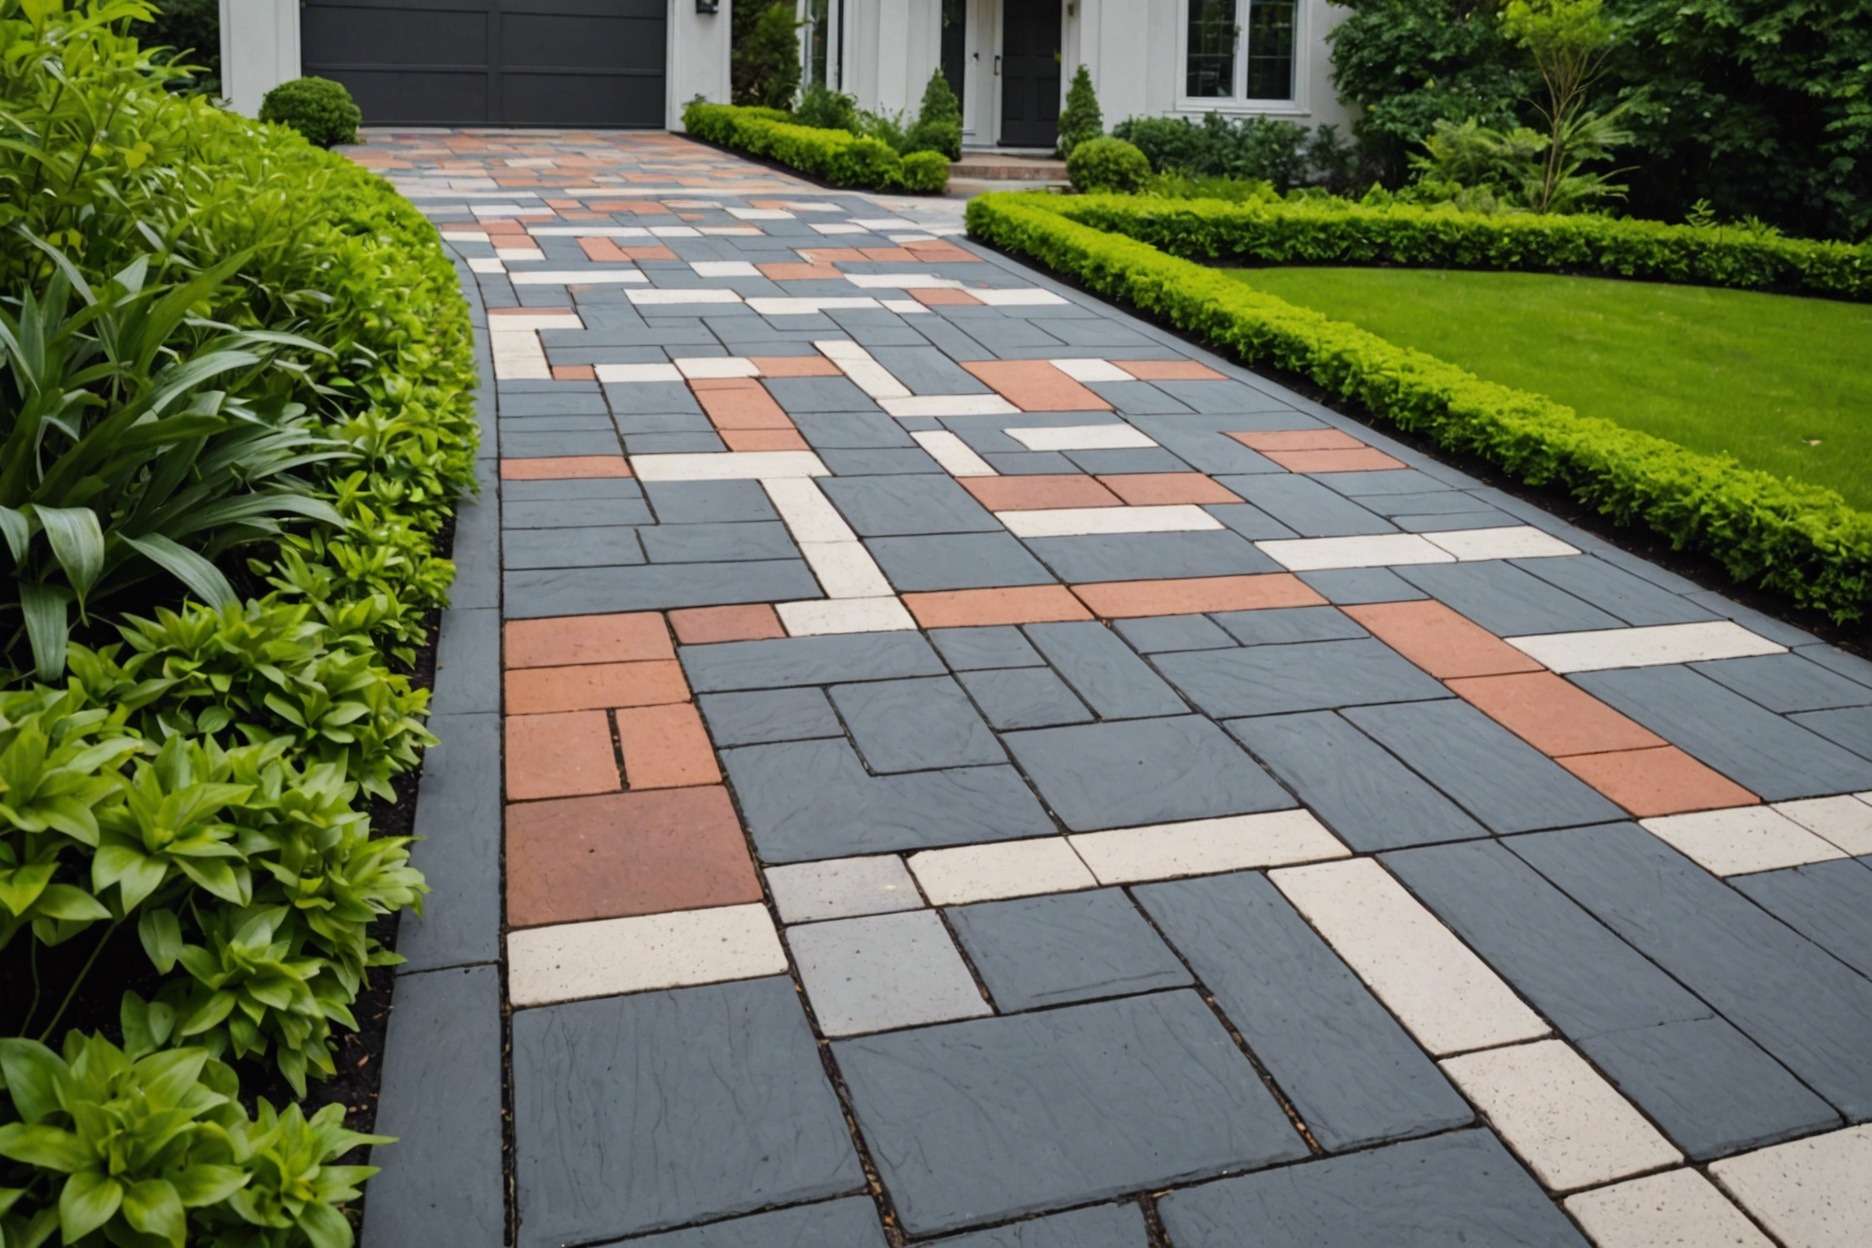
869, 532, 1058, 590
834, 991, 1308, 1235
697, 687, 843, 746
511, 977, 862, 1245
1564, 1170, 1771, 1248
830, 675, 1004, 772
1111, 613, 1237, 653
1003, 715, 1293, 831
788, 909, 989, 1035
1158, 1130, 1588, 1247
765, 855, 924, 924
957, 666, 1093, 729
928, 624, 1044, 670
946, 888, 1191, 1011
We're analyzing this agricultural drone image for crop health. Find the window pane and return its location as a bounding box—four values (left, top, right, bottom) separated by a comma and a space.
809, 0, 830, 89
1245, 0, 1296, 100
1185, 0, 1237, 99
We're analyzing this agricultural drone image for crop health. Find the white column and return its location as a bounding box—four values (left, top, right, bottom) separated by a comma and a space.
668, 0, 733, 126
218, 0, 300, 117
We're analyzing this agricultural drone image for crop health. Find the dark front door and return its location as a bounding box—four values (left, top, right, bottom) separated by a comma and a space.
301, 0, 667, 127
1000, 0, 1061, 148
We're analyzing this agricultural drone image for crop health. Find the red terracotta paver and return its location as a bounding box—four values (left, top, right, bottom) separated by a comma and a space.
504, 613, 673, 668
1558, 747, 1761, 818
859, 247, 919, 262
505, 786, 759, 927
750, 354, 843, 377
912, 287, 984, 307
1345, 601, 1545, 679
1446, 672, 1666, 757
1097, 473, 1241, 506
799, 247, 867, 264
578, 238, 629, 262
902, 586, 1095, 629
963, 361, 1111, 412
1114, 360, 1225, 381
721, 428, 810, 451
499, 455, 631, 481
617, 244, 677, 262
1229, 429, 1368, 452
668, 603, 787, 644
551, 364, 597, 381
504, 660, 690, 714
902, 241, 979, 263
616, 703, 721, 789
1264, 448, 1409, 473
1071, 574, 1325, 618
960, 475, 1122, 511
693, 379, 793, 430
505, 711, 619, 801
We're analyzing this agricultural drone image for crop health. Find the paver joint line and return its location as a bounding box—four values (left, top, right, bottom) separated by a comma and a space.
376, 128, 1871, 1248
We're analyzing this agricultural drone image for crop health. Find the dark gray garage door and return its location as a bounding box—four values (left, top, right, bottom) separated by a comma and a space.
302, 0, 667, 127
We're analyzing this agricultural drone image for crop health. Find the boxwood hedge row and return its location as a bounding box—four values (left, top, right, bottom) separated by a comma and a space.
683, 101, 950, 194
966, 192, 1872, 620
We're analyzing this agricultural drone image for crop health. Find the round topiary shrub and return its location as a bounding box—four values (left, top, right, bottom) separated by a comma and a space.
897, 149, 951, 194
829, 136, 900, 188
259, 76, 362, 148
1068, 136, 1150, 193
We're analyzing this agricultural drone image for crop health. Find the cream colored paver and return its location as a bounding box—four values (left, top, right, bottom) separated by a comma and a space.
884, 395, 1021, 419
595, 362, 682, 383
1272, 857, 1547, 1054
1049, 358, 1132, 383
1069, 810, 1347, 885
1507, 621, 1786, 673
1007, 424, 1156, 451
1641, 807, 1847, 876
1564, 1169, 1772, 1248
907, 838, 1098, 905
675, 355, 759, 378
1425, 525, 1580, 560
911, 430, 998, 476
510, 269, 646, 285
775, 597, 915, 636
626, 287, 743, 306
799, 541, 892, 599
507, 904, 785, 1007
1442, 1040, 1681, 1191
998, 505, 1222, 538
1710, 1125, 1872, 1248
762, 477, 856, 543
629, 450, 829, 481
1773, 795, 1872, 855
1257, 533, 1457, 572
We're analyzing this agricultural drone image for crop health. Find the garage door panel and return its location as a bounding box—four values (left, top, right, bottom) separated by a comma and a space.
500, 71, 664, 127
333, 70, 493, 127
500, 13, 666, 73
302, 4, 488, 68
301, 0, 666, 127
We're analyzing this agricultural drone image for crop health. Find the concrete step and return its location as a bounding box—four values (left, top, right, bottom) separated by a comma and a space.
950, 154, 1068, 181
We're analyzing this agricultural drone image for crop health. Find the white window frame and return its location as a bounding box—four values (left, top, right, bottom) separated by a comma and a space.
798, 0, 843, 92
1174, 0, 1306, 116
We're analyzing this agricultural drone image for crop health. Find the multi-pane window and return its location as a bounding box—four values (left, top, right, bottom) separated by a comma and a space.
1183, 0, 1297, 104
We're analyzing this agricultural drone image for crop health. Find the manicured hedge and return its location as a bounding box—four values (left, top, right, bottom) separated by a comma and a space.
966, 192, 1872, 620
1045, 194, 1872, 301
683, 100, 950, 194
1, 3, 477, 1243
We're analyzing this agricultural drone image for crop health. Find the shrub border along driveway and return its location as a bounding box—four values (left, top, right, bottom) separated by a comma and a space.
682, 102, 949, 194
965, 192, 1872, 621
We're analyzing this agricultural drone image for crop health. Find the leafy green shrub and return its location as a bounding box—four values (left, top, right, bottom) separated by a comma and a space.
898, 150, 951, 194
1056, 65, 1103, 158
966, 190, 1872, 619
1067, 137, 1150, 194
907, 68, 962, 160
1037, 193, 1872, 299
1143, 173, 1282, 204
257, 77, 361, 149
135, 0, 219, 92
682, 100, 949, 193
0, 1015, 386, 1247
794, 83, 860, 133
857, 109, 912, 154
1114, 112, 1317, 192
730, 2, 801, 109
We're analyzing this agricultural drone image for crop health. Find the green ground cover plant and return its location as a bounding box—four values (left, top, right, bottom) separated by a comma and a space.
967, 190, 1872, 619
0, 1, 477, 1241
683, 101, 949, 193
1231, 267, 1872, 511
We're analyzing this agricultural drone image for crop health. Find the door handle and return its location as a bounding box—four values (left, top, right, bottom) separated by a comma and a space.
994, 55, 1001, 76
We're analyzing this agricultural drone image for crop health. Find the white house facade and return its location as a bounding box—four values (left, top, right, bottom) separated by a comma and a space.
221, 0, 1348, 146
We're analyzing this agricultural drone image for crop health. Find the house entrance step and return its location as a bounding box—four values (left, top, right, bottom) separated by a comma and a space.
950, 153, 1069, 181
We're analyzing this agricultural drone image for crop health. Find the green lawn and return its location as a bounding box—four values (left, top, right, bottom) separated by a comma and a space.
1225, 266, 1872, 511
